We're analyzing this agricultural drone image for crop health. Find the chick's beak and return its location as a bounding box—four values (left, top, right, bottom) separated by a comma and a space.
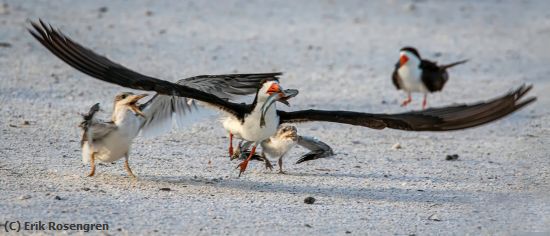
128, 94, 148, 117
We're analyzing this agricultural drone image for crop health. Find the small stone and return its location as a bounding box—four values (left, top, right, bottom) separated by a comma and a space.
22, 121, 30, 125
19, 194, 31, 200
304, 224, 312, 228
0, 42, 11, 48
82, 187, 90, 191
405, 3, 416, 11
304, 196, 316, 204
428, 213, 441, 221
146, 10, 153, 16
54, 196, 62, 200
445, 154, 459, 161
98, 6, 108, 13
392, 143, 402, 150
433, 52, 442, 57
160, 187, 171, 191
346, 231, 352, 234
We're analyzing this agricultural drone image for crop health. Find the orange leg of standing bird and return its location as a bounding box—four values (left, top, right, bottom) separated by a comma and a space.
228, 133, 234, 158
401, 93, 412, 107
422, 94, 427, 110
237, 145, 257, 177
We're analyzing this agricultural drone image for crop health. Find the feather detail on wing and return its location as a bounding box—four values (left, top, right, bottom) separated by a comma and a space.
79, 103, 117, 146
28, 20, 254, 119
137, 73, 281, 137
279, 85, 535, 131
295, 136, 335, 164
177, 73, 281, 100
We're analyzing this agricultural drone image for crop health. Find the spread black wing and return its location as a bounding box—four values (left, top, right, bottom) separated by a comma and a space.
28, 20, 254, 119
278, 85, 535, 131
177, 73, 280, 99
137, 73, 280, 137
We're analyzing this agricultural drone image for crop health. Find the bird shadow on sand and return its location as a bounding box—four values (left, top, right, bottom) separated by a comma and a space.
279, 171, 448, 183
137, 173, 472, 205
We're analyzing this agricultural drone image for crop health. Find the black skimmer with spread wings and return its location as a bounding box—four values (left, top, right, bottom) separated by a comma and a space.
29, 20, 294, 175
392, 47, 468, 109
29, 20, 536, 176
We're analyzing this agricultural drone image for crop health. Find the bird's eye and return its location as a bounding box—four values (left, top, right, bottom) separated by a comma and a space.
121, 94, 127, 99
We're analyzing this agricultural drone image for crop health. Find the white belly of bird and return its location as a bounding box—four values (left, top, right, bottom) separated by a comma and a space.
222, 105, 279, 142
398, 66, 428, 93
82, 130, 134, 163
261, 138, 296, 159
82, 114, 142, 163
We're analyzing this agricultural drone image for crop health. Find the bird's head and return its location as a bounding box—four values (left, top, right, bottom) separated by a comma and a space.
257, 81, 300, 127
258, 80, 285, 101
276, 125, 298, 141
398, 47, 421, 68
257, 80, 298, 105
113, 92, 148, 118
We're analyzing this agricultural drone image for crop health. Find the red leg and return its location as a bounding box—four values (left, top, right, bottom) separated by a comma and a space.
422, 94, 427, 110
228, 133, 234, 157
237, 144, 257, 177
401, 93, 412, 107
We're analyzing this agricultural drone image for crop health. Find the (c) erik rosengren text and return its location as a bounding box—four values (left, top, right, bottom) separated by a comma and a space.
3, 221, 108, 233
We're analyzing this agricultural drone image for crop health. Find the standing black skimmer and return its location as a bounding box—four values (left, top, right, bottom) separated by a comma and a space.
392, 47, 468, 109
79, 93, 148, 178
232, 125, 334, 173
29, 21, 536, 177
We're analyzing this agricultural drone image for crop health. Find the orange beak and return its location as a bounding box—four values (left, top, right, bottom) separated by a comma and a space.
399, 55, 409, 67
267, 83, 282, 96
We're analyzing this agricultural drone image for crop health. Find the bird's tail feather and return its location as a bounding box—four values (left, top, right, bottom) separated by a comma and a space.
441, 59, 469, 70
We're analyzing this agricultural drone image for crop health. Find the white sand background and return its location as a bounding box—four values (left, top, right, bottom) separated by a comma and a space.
1, 0, 549, 235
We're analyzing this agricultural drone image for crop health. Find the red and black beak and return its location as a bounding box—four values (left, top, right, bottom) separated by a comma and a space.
399, 54, 409, 67
267, 83, 284, 97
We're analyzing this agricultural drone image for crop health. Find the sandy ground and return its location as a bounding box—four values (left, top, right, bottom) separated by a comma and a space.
1, 0, 549, 235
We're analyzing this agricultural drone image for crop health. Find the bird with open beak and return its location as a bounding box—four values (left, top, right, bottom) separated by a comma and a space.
80, 92, 148, 178
31, 20, 536, 178
221, 80, 298, 176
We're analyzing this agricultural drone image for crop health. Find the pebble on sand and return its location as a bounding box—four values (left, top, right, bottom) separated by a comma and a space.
304, 196, 316, 204
428, 213, 441, 221
392, 143, 402, 150
446, 154, 459, 161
